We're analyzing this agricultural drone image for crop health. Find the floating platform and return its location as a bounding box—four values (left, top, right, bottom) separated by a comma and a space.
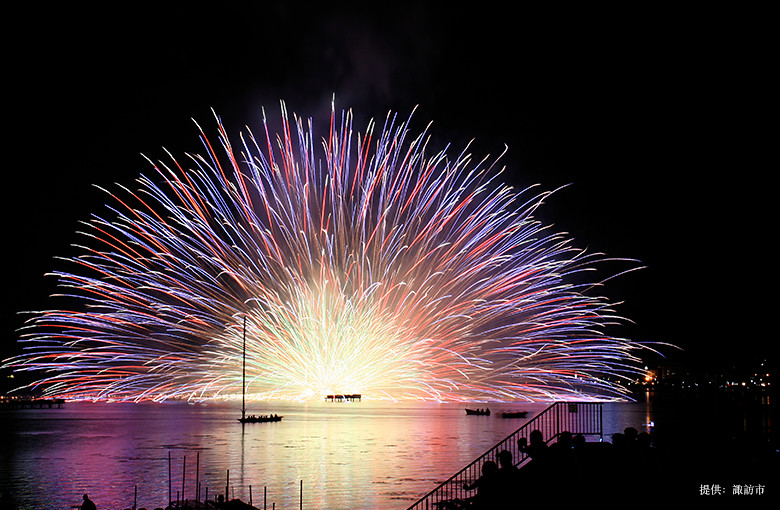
324, 394, 362, 402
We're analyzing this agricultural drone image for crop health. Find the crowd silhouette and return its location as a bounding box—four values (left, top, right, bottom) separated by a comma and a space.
438, 426, 661, 508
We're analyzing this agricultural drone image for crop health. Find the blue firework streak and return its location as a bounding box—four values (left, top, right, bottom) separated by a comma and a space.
4, 101, 652, 402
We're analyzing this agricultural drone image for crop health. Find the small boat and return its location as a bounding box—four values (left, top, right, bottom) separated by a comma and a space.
239, 414, 283, 423
500, 411, 529, 418
465, 408, 491, 416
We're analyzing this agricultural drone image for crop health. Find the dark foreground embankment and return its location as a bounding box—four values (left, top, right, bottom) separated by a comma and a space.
522, 389, 780, 504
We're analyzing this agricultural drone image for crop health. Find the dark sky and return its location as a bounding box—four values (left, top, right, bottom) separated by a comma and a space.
2, 4, 773, 371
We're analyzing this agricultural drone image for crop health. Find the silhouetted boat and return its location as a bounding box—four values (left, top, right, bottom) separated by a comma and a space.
500, 411, 529, 418
238, 317, 282, 424
240, 414, 283, 423
465, 408, 490, 415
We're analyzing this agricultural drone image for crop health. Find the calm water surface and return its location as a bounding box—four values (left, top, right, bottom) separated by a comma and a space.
0, 399, 652, 509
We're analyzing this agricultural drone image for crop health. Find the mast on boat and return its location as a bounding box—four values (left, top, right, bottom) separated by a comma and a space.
242, 315, 246, 422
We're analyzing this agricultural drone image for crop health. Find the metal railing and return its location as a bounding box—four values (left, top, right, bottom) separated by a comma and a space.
406, 402, 603, 509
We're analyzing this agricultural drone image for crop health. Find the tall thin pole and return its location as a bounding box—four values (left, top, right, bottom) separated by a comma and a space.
168, 451, 172, 506
195, 451, 200, 503
181, 455, 186, 504
242, 316, 247, 422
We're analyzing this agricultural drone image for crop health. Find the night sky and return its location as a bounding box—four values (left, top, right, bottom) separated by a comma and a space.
2, 4, 773, 374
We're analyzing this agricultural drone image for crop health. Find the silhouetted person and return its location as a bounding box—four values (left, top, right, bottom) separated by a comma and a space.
551, 430, 573, 451
496, 449, 522, 503
518, 429, 548, 462
463, 460, 500, 508
518, 430, 551, 493
611, 430, 644, 496
548, 431, 581, 494
497, 449, 520, 476
80, 494, 96, 510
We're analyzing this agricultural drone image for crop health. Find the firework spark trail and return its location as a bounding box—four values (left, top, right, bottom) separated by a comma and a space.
4, 101, 651, 402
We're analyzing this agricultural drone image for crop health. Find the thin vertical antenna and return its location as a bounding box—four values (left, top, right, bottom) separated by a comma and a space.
242, 316, 247, 422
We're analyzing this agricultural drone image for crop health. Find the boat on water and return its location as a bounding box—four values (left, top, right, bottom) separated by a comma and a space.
240, 414, 283, 423
465, 408, 491, 416
500, 411, 529, 418
238, 317, 282, 424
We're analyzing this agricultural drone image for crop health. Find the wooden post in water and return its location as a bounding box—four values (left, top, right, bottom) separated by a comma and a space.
195, 451, 200, 503
264, 486, 267, 510
181, 455, 186, 504
300, 479, 303, 510
133, 485, 137, 510
225, 469, 229, 502
168, 451, 172, 506
249, 485, 253, 506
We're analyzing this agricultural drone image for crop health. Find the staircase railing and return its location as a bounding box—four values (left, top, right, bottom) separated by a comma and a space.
406, 402, 603, 509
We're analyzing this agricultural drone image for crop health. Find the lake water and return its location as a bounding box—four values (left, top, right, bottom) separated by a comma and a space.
0, 399, 653, 509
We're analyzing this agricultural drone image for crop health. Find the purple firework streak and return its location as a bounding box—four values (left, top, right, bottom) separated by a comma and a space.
4, 101, 653, 402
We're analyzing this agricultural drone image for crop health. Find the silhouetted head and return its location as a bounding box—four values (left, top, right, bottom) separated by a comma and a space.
624, 427, 638, 441
83, 494, 89, 501
498, 449, 513, 467
482, 460, 498, 475
529, 429, 544, 445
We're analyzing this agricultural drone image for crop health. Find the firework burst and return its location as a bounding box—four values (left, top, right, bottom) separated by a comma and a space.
4, 101, 650, 402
